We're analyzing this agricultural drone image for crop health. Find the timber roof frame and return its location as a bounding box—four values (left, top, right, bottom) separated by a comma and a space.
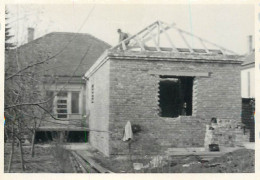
110, 20, 237, 55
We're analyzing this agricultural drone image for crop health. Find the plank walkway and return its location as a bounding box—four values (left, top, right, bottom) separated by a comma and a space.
166, 146, 245, 161
71, 150, 113, 173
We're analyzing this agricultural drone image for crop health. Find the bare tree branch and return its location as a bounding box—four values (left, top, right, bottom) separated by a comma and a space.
5, 5, 96, 81
5, 42, 92, 110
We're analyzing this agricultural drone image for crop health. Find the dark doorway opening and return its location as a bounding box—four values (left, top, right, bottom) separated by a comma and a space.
35, 131, 88, 143
159, 76, 193, 118
35, 131, 54, 143
67, 131, 88, 143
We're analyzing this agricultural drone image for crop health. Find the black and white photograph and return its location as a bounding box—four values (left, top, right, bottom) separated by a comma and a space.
1, 0, 257, 175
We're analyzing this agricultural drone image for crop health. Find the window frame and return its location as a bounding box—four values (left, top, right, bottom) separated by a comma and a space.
48, 90, 81, 119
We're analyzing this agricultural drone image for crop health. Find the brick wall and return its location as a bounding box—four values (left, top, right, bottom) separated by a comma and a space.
108, 58, 242, 155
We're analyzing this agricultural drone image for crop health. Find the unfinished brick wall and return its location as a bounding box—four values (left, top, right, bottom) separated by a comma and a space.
204, 119, 250, 150
108, 58, 242, 155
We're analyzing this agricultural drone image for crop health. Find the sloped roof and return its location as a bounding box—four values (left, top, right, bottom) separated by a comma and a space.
7, 32, 111, 77
242, 51, 255, 66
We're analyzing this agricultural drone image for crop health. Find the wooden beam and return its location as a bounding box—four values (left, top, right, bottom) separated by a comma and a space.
159, 22, 178, 52
111, 21, 159, 50
71, 151, 92, 173
178, 29, 194, 53
76, 151, 113, 173
122, 41, 126, 50
140, 24, 157, 41
148, 70, 210, 77
147, 26, 161, 51
135, 37, 145, 51
199, 38, 210, 53
142, 22, 176, 44
175, 27, 236, 54
157, 21, 160, 47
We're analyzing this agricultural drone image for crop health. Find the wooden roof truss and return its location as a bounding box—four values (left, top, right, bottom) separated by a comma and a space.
111, 21, 237, 55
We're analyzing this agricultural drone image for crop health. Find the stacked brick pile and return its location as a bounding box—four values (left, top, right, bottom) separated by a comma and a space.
204, 119, 249, 149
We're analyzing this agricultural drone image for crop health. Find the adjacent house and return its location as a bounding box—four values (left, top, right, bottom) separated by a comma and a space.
84, 21, 249, 157
241, 53, 255, 98
241, 36, 255, 142
5, 29, 110, 141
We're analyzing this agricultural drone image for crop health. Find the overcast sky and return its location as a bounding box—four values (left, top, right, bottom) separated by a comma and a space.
6, 3, 254, 55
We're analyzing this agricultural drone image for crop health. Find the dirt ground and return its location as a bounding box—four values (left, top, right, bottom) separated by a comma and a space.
4, 142, 254, 173
4, 143, 75, 173
169, 149, 254, 173
88, 148, 254, 173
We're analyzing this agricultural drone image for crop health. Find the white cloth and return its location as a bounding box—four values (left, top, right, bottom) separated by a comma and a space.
122, 121, 133, 141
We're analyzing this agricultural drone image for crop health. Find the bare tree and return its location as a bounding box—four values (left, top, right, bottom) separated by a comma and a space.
4, 5, 96, 172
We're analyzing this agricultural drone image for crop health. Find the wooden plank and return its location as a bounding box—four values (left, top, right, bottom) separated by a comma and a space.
71, 151, 100, 173
76, 151, 113, 173
71, 151, 88, 173
148, 70, 210, 77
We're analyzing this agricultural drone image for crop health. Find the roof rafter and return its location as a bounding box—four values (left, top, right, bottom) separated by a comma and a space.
111, 20, 237, 55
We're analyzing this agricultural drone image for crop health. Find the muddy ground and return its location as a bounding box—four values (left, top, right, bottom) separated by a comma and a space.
89, 148, 254, 173
4, 143, 254, 173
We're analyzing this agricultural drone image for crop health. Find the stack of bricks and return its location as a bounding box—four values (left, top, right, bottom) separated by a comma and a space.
204, 118, 250, 149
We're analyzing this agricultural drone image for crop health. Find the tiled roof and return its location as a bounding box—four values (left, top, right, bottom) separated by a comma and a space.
7, 32, 111, 77
242, 51, 255, 66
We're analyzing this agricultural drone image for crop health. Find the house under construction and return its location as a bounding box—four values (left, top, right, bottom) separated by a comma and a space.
84, 21, 249, 156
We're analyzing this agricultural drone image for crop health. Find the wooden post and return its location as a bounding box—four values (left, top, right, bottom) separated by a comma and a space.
59, 131, 65, 143
147, 26, 161, 51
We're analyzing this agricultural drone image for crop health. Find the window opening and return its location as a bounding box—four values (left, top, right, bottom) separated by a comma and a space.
159, 76, 193, 118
